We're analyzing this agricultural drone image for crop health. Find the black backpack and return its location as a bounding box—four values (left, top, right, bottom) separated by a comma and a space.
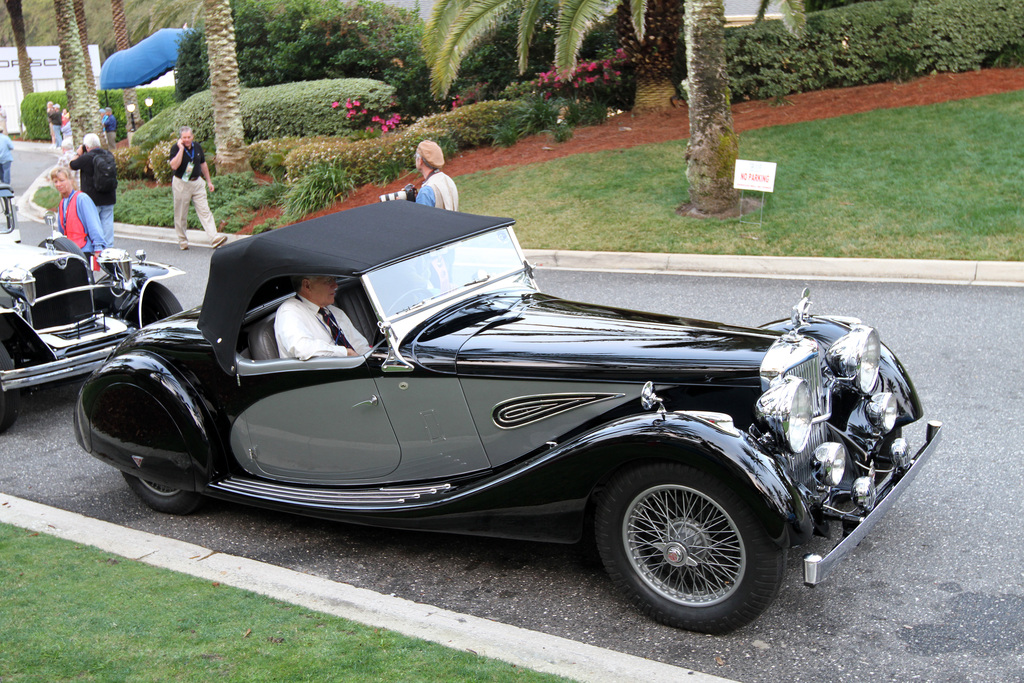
92, 149, 118, 194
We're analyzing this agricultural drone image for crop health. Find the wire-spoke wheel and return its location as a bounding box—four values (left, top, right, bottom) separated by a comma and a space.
596, 463, 785, 633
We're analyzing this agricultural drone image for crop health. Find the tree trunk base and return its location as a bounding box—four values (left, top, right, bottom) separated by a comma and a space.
632, 80, 679, 113
676, 195, 763, 220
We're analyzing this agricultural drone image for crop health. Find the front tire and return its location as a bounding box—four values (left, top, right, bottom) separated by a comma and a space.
0, 344, 20, 433
595, 462, 785, 633
139, 282, 184, 327
122, 471, 203, 515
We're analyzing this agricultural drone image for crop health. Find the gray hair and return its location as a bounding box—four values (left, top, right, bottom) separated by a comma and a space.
83, 132, 102, 149
179, 126, 193, 136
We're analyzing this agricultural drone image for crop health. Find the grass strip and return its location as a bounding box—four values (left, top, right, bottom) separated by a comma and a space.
0, 523, 567, 683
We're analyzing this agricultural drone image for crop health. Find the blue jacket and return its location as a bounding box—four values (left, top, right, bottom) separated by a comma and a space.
0, 134, 13, 164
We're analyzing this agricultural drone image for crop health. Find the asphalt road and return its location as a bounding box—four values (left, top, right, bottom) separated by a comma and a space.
5, 144, 1024, 682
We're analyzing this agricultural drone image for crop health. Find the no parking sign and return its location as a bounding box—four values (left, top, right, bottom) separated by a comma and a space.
733, 160, 777, 192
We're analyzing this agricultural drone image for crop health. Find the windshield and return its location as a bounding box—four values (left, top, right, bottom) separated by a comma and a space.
366, 227, 526, 318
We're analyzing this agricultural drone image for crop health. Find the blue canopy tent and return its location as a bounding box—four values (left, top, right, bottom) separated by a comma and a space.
99, 28, 186, 89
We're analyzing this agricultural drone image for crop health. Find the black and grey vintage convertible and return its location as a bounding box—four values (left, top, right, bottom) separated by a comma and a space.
75, 202, 941, 633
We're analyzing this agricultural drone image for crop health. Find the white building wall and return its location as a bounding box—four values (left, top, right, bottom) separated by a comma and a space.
0, 44, 101, 134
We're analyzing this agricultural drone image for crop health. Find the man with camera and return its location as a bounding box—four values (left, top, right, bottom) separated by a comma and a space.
379, 140, 459, 211
69, 133, 117, 241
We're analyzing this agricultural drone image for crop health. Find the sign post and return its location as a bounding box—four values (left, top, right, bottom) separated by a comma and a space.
733, 159, 777, 226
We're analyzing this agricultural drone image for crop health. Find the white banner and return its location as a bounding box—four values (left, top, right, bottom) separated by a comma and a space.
733, 159, 777, 193
0, 45, 101, 85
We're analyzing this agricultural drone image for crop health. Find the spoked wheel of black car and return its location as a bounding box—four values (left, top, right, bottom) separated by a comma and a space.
139, 282, 184, 327
38, 236, 87, 259
0, 344, 20, 434
121, 471, 204, 515
595, 463, 786, 633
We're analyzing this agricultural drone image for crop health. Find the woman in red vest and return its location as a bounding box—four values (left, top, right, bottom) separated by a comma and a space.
49, 168, 109, 257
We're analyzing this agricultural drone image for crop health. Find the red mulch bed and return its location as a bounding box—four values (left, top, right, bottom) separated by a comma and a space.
240, 67, 1024, 232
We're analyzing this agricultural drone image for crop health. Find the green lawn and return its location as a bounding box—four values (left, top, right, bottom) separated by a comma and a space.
0, 523, 567, 683
458, 90, 1024, 261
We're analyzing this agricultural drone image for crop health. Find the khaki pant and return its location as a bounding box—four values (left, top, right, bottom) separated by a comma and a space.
105, 131, 116, 150
172, 176, 218, 246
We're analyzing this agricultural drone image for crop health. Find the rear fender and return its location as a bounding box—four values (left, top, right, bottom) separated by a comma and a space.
76, 351, 213, 491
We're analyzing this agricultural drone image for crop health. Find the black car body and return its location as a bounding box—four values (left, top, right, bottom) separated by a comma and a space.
75, 202, 941, 633
1, 207, 183, 433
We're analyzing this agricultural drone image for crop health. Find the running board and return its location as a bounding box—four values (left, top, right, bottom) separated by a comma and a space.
209, 476, 454, 508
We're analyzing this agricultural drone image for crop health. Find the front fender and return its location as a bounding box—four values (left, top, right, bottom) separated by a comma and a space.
76, 350, 212, 491
561, 411, 814, 548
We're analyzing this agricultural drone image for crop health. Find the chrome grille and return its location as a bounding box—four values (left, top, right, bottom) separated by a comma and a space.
30, 260, 94, 329
784, 353, 830, 488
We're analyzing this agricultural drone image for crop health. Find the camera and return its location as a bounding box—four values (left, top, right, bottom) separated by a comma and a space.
379, 184, 417, 203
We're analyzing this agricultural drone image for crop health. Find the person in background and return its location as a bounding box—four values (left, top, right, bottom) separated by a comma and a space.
60, 109, 72, 146
49, 167, 110, 259
69, 133, 117, 241
0, 131, 13, 185
413, 140, 458, 211
0, 104, 7, 135
167, 126, 225, 250
47, 103, 62, 148
102, 108, 117, 149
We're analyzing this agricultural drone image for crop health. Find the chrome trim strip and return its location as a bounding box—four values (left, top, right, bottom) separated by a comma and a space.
0, 347, 117, 390
210, 477, 454, 507
803, 420, 942, 586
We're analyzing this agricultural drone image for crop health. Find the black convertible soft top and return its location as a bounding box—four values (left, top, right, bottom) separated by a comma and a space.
197, 202, 514, 372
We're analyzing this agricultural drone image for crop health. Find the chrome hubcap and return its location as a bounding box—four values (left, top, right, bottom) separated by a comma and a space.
623, 484, 745, 607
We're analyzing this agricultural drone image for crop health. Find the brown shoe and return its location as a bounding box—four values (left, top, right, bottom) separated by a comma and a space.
212, 235, 227, 248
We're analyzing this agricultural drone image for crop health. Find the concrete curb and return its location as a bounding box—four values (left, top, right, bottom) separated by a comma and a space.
526, 250, 1024, 286
0, 493, 733, 683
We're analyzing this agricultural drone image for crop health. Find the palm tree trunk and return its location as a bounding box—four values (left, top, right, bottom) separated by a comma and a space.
203, 0, 249, 174
110, 0, 137, 143
53, 0, 102, 146
5, 0, 34, 96
616, 0, 682, 112
682, 0, 739, 217
72, 0, 97, 93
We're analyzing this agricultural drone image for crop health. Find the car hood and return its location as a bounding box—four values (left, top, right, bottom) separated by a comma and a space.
450, 294, 780, 386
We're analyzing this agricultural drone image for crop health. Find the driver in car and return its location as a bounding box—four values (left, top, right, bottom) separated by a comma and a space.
275, 275, 370, 360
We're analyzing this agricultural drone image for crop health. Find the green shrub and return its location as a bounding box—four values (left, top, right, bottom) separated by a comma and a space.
114, 172, 265, 230
282, 163, 356, 221
913, 0, 1024, 72
164, 79, 396, 144
129, 101, 183, 151
20, 91, 66, 142
19, 88, 175, 143
146, 138, 179, 184
113, 146, 150, 180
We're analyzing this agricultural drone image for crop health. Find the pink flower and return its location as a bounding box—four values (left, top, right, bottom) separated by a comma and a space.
331, 101, 340, 108
585, 76, 596, 84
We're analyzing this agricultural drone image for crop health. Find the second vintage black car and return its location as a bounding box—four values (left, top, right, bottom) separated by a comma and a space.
74, 202, 941, 633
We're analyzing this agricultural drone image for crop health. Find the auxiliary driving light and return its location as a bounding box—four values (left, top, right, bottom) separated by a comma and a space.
814, 442, 847, 487
853, 475, 877, 510
866, 392, 898, 432
889, 437, 910, 470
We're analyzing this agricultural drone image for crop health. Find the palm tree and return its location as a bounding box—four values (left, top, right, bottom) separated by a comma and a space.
202, 0, 249, 173
53, 0, 102, 146
3, 0, 33, 96
682, 0, 804, 216
72, 0, 97, 91
111, 0, 138, 142
426, 0, 683, 112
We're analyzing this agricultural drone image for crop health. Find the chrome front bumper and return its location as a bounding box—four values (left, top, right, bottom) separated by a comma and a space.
803, 420, 942, 586
0, 347, 117, 391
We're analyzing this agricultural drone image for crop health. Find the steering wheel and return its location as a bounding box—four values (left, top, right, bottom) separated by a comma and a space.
387, 288, 434, 316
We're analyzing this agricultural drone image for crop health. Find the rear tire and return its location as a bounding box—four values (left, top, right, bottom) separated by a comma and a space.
595, 462, 785, 633
122, 471, 203, 515
0, 344, 19, 434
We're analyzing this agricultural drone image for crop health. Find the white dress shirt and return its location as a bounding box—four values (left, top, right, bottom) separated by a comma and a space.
274, 295, 370, 360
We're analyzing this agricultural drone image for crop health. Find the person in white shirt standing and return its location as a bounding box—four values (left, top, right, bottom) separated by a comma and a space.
274, 275, 369, 360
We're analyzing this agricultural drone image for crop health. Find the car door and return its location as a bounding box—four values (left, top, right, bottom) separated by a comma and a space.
233, 358, 402, 485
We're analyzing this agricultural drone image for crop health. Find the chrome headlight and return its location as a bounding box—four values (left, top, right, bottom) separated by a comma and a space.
98, 248, 132, 284
755, 375, 813, 453
1, 266, 37, 305
825, 325, 880, 394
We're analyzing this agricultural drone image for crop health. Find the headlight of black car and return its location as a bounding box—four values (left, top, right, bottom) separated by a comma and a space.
825, 325, 880, 394
0, 266, 37, 305
755, 375, 813, 453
